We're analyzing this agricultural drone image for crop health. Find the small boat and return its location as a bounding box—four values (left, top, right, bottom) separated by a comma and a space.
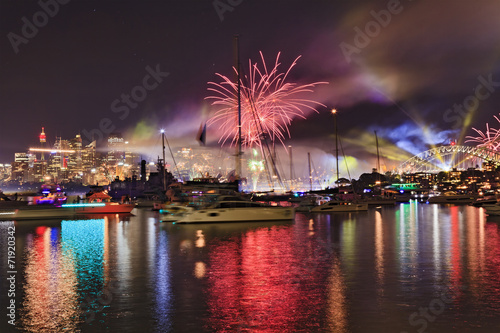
34, 184, 68, 205
169, 195, 295, 223
159, 204, 195, 222
482, 203, 500, 216
62, 192, 136, 214
0, 205, 76, 220
427, 191, 476, 204
310, 199, 368, 212
295, 194, 331, 212
472, 192, 497, 207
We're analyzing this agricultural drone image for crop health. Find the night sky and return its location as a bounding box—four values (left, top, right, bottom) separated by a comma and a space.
2, 0, 500, 175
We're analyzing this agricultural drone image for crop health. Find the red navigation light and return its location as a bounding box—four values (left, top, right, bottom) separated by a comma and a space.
450, 141, 456, 146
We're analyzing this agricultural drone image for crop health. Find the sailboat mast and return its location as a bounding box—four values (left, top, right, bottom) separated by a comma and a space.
289, 145, 293, 190
161, 129, 166, 191
332, 109, 339, 185
308, 152, 312, 191
234, 35, 242, 183
375, 130, 381, 173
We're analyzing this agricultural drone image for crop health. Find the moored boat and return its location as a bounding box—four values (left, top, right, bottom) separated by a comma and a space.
482, 203, 500, 216
295, 194, 331, 212
427, 191, 476, 204
0, 205, 76, 220
63, 192, 136, 214
310, 199, 368, 212
169, 195, 294, 223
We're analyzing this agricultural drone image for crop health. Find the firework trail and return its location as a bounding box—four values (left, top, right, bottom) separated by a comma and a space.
206, 52, 327, 148
465, 115, 500, 150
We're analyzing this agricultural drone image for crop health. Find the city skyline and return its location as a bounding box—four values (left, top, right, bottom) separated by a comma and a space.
2, 0, 500, 174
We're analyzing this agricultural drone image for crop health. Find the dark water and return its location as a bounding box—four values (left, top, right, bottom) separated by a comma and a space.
1, 202, 500, 332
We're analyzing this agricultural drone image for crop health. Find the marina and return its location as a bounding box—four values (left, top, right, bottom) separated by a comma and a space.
2, 1, 500, 332
1, 203, 500, 332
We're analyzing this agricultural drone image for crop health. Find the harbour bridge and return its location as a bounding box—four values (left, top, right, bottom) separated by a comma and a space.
397, 145, 500, 173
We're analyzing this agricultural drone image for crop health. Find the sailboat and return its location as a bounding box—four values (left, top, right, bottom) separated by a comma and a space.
358, 131, 396, 206
302, 109, 368, 212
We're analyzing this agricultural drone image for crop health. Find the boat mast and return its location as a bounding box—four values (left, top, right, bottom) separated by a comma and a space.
161, 129, 166, 191
289, 145, 293, 191
308, 152, 312, 191
234, 35, 242, 186
375, 130, 381, 172
332, 109, 339, 185
374, 130, 382, 187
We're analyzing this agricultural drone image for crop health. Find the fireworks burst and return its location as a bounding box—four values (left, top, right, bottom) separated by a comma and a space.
465, 115, 500, 150
206, 52, 327, 148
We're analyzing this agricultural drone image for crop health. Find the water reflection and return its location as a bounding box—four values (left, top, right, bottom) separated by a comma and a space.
204, 219, 339, 332
20, 225, 81, 332
326, 257, 347, 333
151, 225, 172, 331
3, 205, 500, 332
374, 210, 384, 287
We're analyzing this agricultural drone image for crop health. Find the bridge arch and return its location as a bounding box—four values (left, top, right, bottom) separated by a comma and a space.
397, 145, 500, 173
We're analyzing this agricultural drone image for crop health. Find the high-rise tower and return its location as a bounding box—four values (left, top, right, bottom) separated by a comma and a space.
39, 127, 46, 160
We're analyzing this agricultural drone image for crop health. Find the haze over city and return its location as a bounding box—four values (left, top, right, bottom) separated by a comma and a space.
2, 0, 500, 178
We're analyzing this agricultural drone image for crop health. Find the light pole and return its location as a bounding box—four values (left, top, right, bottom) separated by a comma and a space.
332, 109, 339, 186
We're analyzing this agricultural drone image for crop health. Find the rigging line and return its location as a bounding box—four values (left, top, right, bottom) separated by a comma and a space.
239, 66, 283, 190
245, 91, 286, 190
163, 131, 182, 180
339, 136, 351, 181
272, 147, 288, 190
310, 157, 323, 189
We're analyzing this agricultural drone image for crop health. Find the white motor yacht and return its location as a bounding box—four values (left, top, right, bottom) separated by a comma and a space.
170, 195, 295, 223
427, 191, 476, 204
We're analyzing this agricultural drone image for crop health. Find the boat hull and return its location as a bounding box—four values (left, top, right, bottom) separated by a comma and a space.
0, 206, 76, 220
72, 203, 136, 214
311, 202, 368, 212
175, 207, 295, 223
483, 204, 500, 216
427, 195, 475, 204
0, 203, 136, 220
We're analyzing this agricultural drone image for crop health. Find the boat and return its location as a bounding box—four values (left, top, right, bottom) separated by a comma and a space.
295, 194, 331, 212
159, 204, 196, 222
34, 183, 68, 205
0, 191, 29, 209
0, 192, 135, 220
62, 192, 136, 214
482, 203, 500, 216
167, 195, 295, 223
472, 191, 497, 207
0, 205, 76, 220
310, 199, 368, 212
426, 191, 476, 204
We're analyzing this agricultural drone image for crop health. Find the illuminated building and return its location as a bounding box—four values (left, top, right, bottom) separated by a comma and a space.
68, 134, 83, 180
47, 137, 71, 182
107, 133, 125, 166
12, 153, 30, 182
39, 127, 46, 161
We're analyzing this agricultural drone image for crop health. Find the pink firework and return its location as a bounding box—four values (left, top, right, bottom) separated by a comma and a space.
465, 115, 500, 150
206, 52, 326, 148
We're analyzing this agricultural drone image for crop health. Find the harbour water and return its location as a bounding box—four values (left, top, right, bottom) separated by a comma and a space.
1, 202, 500, 332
